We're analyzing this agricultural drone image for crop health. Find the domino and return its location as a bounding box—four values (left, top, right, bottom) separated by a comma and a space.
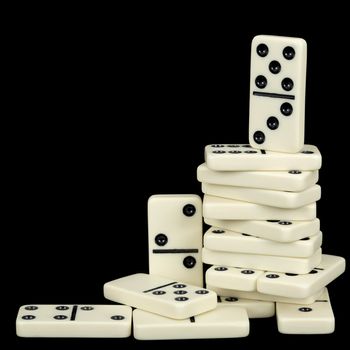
204, 227, 322, 258
276, 289, 334, 334
249, 35, 307, 153
207, 285, 324, 305
205, 144, 321, 171
203, 195, 316, 220
202, 247, 322, 274
202, 183, 321, 209
206, 265, 264, 291
257, 254, 345, 298
104, 273, 217, 319
16, 305, 132, 338
197, 163, 319, 192
217, 295, 275, 318
133, 305, 249, 340
204, 218, 320, 243
148, 194, 203, 287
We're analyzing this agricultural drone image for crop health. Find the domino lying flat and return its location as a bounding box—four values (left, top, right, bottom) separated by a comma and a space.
133, 305, 249, 340
204, 218, 320, 243
257, 254, 345, 298
203, 195, 316, 220
202, 183, 321, 209
148, 194, 203, 287
204, 227, 322, 258
104, 273, 217, 319
249, 35, 307, 153
205, 144, 321, 171
197, 163, 319, 192
207, 285, 324, 305
202, 247, 322, 274
16, 305, 132, 338
276, 289, 334, 334
217, 295, 275, 318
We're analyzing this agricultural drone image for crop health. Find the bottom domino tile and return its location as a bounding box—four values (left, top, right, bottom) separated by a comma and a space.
217, 295, 275, 318
276, 289, 334, 334
133, 305, 249, 340
207, 285, 324, 305
16, 305, 132, 338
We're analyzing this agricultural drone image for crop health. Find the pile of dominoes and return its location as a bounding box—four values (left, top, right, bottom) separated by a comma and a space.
16, 35, 345, 340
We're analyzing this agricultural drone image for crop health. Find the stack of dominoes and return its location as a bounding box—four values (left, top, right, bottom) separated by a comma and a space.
198, 35, 345, 334
16, 35, 346, 340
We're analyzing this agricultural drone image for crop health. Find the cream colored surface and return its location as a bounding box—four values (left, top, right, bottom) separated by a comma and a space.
276, 289, 334, 334
202, 183, 321, 209
104, 273, 217, 320
204, 227, 322, 257
204, 218, 320, 243
202, 247, 321, 274
203, 195, 316, 220
133, 305, 249, 340
16, 305, 132, 338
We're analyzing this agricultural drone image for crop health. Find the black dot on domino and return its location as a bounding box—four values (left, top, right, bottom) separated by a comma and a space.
183, 204, 196, 217
267, 220, 279, 222
229, 150, 242, 154
241, 270, 255, 274
300, 237, 310, 241
175, 297, 189, 301
269, 60, 281, 74
280, 102, 293, 116
245, 150, 258, 154
242, 233, 251, 236
283, 46, 295, 60
299, 307, 312, 312
266, 274, 280, 279
285, 273, 298, 276
257, 43, 269, 57
111, 315, 125, 320
309, 270, 318, 274
56, 306, 69, 310
289, 170, 302, 174
155, 233, 168, 246
173, 284, 186, 288
255, 75, 267, 89
302, 150, 314, 154
213, 150, 226, 154
22, 315, 35, 320
81, 306, 94, 311
282, 77, 294, 91
215, 267, 228, 271
183, 256, 196, 269
25, 306, 38, 311
195, 290, 209, 294
225, 297, 239, 302
279, 221, 292, 225
153, 290, 166, 295
213, 229, 225, 234
253, 131, 265, 144
267, 116, 279, 130
211, 144, 224, 148
174, 290, 187, 295
227, 144, 240, 147
54, 315, 68, 320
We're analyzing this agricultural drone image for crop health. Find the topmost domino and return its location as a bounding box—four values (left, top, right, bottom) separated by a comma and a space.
249, 35, 307, 153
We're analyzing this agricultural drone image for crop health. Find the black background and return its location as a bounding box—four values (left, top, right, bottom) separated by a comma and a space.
8, 4, 349, 349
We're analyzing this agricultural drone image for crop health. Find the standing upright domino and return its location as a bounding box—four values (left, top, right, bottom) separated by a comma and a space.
148, 195, 203, 287
249, 35, 307, 153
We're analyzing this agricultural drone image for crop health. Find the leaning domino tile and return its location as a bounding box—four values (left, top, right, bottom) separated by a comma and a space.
203, 195, 316, 221
204, 227, 322, 258
148, 194, 203, 287
204, 218, 320, 243
217, 295, 275, 318
257, 254, 345, 298
249, 35, 307, 153
205, 144, 321, 171
202, 183, 321, 209
104, 273, 217, 320
133, 305, 249, 340
16, 305, 132, 338
197, 163, 319, 192
206, 265, 263, 291
207, 285, 324, 305
202, 247, 321, 274
276, 289, 334, 334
